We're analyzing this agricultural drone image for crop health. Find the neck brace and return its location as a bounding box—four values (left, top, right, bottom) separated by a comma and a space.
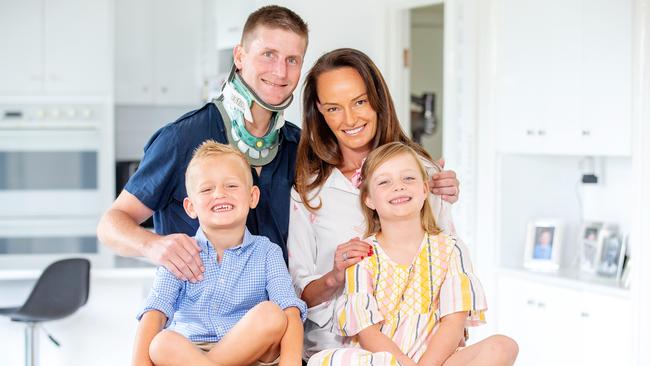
218, 65, 294, 165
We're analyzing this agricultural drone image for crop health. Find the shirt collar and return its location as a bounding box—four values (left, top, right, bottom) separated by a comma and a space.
324, 168, 360, 195
194, 227, 256, 255
278, 123, 299, 144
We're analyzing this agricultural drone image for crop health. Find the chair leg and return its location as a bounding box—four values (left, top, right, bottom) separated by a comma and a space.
25, 322, 38, 366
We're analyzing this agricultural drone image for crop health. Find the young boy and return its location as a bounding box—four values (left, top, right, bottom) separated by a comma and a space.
132, 141, 307, 366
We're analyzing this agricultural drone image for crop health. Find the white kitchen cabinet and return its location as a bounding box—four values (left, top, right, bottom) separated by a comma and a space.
0, 0, 44, 94
115, 0, 203, 105
215, 0, 253, 50
495, 0, 632, 156
0, 0, 111, 95
496, 272, 632, 366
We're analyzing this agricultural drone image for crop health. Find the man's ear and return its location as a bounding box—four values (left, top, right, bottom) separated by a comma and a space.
233, 44, 245, 70
249, 185, 260, 209
183, 197, 198, 219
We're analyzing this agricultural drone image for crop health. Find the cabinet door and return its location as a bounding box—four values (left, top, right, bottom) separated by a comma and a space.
578, 292, 632, 365
115, 0, 155, 104
495, 0, 549, 153
215, 0, 253, 50
44, 0, 111, 94
152, 0, 203, 106
496, 275, 582, 366
578, 0, 632, 156
0, 0, 44, 94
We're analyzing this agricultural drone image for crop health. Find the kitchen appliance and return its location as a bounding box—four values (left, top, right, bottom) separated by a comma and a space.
0, 101, 114, 267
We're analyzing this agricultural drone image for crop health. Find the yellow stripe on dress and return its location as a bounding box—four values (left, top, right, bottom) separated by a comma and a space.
320, 351, 333, 366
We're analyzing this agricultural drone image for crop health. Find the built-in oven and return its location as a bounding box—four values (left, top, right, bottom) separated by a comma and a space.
0, 102, 114, 268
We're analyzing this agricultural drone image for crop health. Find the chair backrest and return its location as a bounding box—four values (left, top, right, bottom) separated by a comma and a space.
19, 258, 90, 321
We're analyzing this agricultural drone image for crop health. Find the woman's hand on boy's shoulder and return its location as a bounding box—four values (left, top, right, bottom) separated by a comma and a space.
430, 159, 459, 204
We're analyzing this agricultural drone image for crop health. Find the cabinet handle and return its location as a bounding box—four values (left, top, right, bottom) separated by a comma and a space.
536, 302, 546, 308
526, 299, 535, 306
582, 130, 591, 136
526, 130, 535, 136
142, 86, 149, 92
537, 130, 546, 136
580, 312, 590, 318
161, 86, 168, 94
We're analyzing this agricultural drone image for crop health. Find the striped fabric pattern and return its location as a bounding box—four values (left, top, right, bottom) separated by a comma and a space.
309, 233, 486, 366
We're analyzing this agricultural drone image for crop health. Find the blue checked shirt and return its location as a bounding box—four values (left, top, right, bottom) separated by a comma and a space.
137, 228, 307, 343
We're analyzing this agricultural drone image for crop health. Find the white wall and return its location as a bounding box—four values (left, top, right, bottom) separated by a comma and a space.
498, 155, 633, 269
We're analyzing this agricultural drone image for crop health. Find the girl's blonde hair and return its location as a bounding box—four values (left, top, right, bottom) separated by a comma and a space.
185, 140, 252, 192
359, 142, 440, 237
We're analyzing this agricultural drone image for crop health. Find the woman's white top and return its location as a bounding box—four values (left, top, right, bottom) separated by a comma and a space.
288, 165, 454, 358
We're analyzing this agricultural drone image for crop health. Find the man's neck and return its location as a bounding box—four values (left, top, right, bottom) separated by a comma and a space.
201, 225, 246, 262
245, 102, 273, 138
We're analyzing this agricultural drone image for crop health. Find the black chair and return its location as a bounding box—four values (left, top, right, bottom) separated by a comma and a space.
0, 258, 90, 366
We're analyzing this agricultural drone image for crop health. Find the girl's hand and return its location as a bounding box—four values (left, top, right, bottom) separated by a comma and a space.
331, 237, 373, 286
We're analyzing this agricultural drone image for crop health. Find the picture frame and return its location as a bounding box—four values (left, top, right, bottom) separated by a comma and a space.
524, 219, 563, 271
596, 227, 626, 278
578, 221, 603, 274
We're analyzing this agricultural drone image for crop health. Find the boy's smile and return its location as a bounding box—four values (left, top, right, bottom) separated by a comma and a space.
184, 155, 259, 231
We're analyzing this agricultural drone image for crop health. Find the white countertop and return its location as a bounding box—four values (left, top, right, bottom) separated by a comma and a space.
0, 267, 156, 281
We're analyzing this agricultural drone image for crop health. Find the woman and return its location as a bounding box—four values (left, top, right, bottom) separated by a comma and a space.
288, 48, 460, 359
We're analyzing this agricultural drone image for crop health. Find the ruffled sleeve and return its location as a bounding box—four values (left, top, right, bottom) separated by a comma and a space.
331, 260, 384, 336
438, 236, 487, 327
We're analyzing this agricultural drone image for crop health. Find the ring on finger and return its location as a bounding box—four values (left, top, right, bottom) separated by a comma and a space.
342, 251, 348, 261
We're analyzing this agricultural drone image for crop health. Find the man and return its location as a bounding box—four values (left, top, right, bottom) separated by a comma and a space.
97, 5, 459, 282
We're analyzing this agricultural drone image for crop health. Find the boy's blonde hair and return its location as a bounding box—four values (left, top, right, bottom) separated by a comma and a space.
359, 142, 440, 237
185, 140, 252, 193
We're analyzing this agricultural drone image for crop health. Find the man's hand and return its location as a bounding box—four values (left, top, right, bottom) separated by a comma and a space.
143, 233, 205, 282
430, 158, 460, 204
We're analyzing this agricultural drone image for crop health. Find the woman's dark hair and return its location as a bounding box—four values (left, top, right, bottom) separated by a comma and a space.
294, 48, 432, 210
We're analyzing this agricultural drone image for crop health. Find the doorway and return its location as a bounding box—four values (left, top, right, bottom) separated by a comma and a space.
409, 4, 444, 160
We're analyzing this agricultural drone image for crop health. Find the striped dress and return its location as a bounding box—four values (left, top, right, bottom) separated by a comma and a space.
307, 233, 487, 366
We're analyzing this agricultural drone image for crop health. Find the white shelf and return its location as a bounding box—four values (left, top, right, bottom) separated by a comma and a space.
498, 266, 630, 299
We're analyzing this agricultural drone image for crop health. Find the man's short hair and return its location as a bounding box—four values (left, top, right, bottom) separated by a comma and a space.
185, 141, 252, 192
241, 5, 309, 47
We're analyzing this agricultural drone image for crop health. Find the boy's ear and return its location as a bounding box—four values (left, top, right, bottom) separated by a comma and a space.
249, 185, 260, 209
364, 195, 376, 210
183, 197, 198, 219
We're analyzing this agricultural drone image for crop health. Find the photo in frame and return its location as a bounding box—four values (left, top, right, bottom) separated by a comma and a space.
579, 222, 603, 274
596, 227, 626, 278
524, 219, 563, 271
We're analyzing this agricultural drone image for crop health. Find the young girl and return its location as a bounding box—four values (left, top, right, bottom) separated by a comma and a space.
307, 142, 517, 366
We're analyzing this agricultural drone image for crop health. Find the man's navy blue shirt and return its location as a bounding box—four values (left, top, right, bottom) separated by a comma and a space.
124, 102, 300, 264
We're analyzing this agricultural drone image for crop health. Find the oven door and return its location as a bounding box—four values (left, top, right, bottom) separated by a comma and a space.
0, 129, 105, 218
